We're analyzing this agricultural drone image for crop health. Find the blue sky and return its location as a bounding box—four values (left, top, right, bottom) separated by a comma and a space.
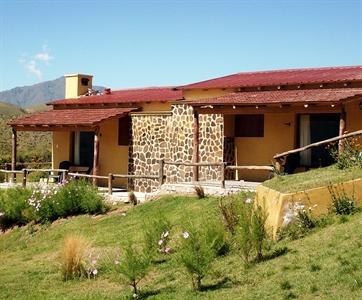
0, 0, 361, 91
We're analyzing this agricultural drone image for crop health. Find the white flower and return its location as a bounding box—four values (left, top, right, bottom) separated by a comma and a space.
91, 259, 97, 265
181, 231, 189, 239
114, 260, 120, 265
92, 269, 98, 275
0, 212, 4, 217
245, 198, 253, 204
161, 231, 169, 238
158, 239, 164, 245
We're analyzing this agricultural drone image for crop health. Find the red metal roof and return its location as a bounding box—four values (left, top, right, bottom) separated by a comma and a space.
178, 66, 362, 90
49, 86, 183, 106
9, 108, 137, 127
188, 88, 362, 106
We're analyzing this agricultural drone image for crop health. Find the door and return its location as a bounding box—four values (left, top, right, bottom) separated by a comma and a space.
299, 114, 340, 167
74, 132, 95, 167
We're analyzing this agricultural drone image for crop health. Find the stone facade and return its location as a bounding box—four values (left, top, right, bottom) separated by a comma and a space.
198, 113, 224, 181
130, 104, 225, 192
224, 137, 235, 180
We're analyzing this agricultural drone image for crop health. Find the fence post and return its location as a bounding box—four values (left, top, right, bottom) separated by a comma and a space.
62, 170, 67, 183
22, 169, 27, 188
108, 173, 113, 195
158, 159, 164, 186
220, 162, 225, 189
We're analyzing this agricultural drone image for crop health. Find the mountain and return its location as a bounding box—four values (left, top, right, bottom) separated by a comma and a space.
0, 77, 105, 108
0, 102, 26, 118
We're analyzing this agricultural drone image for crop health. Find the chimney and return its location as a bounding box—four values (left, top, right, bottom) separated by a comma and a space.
64, 74, 93, 99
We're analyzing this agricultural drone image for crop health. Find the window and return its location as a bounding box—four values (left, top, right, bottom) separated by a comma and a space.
234, 114, 264, 137
118, 116, 131, 146
81, 78, 89, 86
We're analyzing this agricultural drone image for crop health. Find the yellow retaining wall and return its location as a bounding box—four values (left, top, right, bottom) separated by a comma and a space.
255, 178, 362, 238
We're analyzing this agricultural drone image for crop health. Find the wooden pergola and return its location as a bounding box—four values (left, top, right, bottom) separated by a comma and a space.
8, 107, 137, 184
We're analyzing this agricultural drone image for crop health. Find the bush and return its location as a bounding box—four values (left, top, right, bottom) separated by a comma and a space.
60, 235, 89, 281
26, 171, 47, 183
329, 185, 356, 215
144, 215, 172, 257
116, 241, 151, 298
329, 137, 362, 170
251, 204, 268, 261
0, 188, 33, 230
128, 191, 138, 206
178, 221, 219, 291
194, 185, 205, 199
204, 219, 229, 256
39, 179, 108, 222
218, 196, 240, 235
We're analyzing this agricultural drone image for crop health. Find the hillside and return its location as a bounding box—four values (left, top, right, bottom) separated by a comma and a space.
0, 103, 51, 163
1, 194, 361, 299
0, 78, 105, 108
0, 102, 26, 118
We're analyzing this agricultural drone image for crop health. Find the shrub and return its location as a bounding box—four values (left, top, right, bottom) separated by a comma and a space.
250, 204, 268, 261
218, 196, 240, 235
194, 185, 205, 199
204, 219, 229, 256
128, 191, 138, 206
116, 241, 151, 298
178, 222, 218, 291
60, 235, 88, 281
329, 185, 356, 215
234, 199, 253, 264
39, 179, 108, 222
0, 187, 33, 230
144, 215, 172, 256
329, 137, 362, 170
26, 171, 47, 183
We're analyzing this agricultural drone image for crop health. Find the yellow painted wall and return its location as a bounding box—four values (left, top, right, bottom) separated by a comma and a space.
256, 178, 362, 238
140, 102, 172, 111
98, 118, 129, 187
52, 132, 71, 169
235, 113, 296, 181
345, 99, 362, 132
183, 88, 236, 100
64, 74, 93, 99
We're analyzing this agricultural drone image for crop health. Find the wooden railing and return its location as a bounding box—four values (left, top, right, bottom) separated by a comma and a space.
273, 129, 362, 172
0, 160, 275, 193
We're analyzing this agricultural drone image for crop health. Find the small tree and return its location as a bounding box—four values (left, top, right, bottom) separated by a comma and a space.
250, 204, 268, 261
178, 222, 218, 291
144, 215, 172, 257
235, 200, 253, 264
116, 241, 151, 298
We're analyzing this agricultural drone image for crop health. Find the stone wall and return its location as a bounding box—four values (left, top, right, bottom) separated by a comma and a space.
130, 104, 224, 192
198, 113, 224, 181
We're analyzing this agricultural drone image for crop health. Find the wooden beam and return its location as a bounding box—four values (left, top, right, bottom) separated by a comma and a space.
338, 105, 347, 153
11, 128, 17, 182
193, 111, 199, 181
274, 129, 362, 159
92, 127, 100, 186
195, 105, 342, 115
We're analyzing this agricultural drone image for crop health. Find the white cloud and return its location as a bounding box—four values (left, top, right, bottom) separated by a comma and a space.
34, 44, 53, 64
19, 44, 54, 80
25, 60, 42, 80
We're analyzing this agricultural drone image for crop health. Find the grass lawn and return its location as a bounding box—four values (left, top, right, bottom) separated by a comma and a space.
1, 194, 362, 299
263, 165, 362, 193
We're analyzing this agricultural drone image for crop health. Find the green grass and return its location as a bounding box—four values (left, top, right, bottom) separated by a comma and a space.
263, 165, 362, 193
1, 194, 362, 299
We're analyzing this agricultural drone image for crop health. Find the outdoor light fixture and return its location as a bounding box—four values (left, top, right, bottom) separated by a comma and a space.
232, 105, 236, 109
304, 104, 309, 108
256, 105, 259, 109
331, 104, 335, 108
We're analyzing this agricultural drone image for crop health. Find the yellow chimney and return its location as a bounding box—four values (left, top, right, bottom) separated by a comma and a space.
64, 74, 93, 99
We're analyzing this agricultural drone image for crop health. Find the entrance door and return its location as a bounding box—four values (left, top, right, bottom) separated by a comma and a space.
299, 114, 340, 167
74, 132, 95, 167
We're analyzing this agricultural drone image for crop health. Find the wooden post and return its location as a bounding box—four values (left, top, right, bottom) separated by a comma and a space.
108, 173, 113, 195
11, 128, 17, 183
193, 111, 199, 182
62, 170, 67, 183
158, 159, 164, 186
338, 105, 346, 154
220, 162, 225, 189
92, 128, 100, 186
22, 169, 27, 188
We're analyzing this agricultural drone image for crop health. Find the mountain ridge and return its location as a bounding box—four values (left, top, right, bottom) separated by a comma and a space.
0, 77, 105, 108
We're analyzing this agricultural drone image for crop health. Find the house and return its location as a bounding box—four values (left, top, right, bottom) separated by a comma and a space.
9, 66, 362, 192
